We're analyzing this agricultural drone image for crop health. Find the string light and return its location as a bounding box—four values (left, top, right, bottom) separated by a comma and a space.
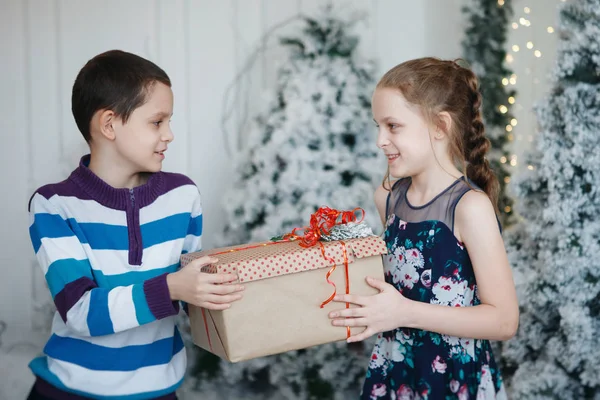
502, 4, 549, 171
505, 206, 512, 213
527, 165, 535, 170
519, 17, 531, 26
498, 0, 505, 5
504, 177, 511, 183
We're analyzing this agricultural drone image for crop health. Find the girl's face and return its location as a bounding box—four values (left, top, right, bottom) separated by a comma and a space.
372, 87, 437, 178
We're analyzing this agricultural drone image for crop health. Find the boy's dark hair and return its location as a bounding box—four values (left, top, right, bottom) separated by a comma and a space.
71, 50, 171, 142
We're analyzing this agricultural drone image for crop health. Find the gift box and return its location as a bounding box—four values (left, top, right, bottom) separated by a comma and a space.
181, 210, 387, 362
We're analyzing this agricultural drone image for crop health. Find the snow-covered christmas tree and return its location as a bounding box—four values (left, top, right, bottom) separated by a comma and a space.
188, 7, 385, 400
218, 9, 384, 247
501, 1, 600, 398
461, 0, 516, 227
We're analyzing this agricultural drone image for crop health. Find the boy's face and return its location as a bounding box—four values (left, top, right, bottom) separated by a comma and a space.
112, 82, 174, 174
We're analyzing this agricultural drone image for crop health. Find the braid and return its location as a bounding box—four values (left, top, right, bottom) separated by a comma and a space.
463, 70, 500, 213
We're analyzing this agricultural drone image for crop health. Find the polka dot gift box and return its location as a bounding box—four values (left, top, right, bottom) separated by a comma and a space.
180, 207, 387, 362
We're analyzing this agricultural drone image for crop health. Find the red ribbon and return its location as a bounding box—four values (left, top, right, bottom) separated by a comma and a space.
319, 240, 351, 338
200, 308, 213, 351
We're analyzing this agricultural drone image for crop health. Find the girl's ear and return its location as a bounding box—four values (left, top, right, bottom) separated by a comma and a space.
435, 111, 453, 140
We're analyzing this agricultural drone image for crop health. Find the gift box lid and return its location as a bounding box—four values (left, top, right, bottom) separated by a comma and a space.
180, 236, 387, 283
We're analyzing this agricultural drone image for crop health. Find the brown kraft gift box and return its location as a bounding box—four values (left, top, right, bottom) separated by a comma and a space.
180, 235, 388, 362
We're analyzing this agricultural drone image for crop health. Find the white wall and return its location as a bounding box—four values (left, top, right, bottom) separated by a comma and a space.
0, 0, 470, 346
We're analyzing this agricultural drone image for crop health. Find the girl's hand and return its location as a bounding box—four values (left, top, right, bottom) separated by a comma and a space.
328, 276, 410, 342
167, 256, 245, 310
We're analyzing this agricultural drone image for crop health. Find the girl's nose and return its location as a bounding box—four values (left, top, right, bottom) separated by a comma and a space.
376, 131, 390, 149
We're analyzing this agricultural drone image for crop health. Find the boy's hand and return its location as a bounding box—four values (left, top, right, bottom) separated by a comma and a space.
167, 256, 244, 310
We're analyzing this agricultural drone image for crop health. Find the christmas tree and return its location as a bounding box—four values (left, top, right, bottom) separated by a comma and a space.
218, 9, 383, 247
461, 0, 516, 227
501, 1, 600, 398
189, 7, 384, 399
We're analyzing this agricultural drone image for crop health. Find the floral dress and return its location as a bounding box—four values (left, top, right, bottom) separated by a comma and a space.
361, 177, 507, 400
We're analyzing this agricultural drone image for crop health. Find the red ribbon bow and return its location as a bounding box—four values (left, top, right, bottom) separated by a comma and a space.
283, 206, 365, 247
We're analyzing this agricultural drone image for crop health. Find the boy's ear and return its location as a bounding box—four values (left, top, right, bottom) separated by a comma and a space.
96, 110, 117, 141
435, 111, 453, 139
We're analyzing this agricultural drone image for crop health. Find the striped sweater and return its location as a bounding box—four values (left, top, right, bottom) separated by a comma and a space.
27, 155, 202, 399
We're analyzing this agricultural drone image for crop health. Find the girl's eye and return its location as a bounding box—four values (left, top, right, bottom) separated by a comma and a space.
153, 121, 162, 127
389, 123, 398, 130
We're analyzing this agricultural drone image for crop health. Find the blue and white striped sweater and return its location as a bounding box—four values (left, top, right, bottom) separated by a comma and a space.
27, 155, 202, 399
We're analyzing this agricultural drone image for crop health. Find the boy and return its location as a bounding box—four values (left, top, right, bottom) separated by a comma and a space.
26, 50, 244, 399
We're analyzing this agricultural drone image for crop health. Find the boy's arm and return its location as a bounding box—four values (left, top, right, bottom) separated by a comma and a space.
29, 192, 179, 337
182, 187, 203, 256
179, 188, 203, 315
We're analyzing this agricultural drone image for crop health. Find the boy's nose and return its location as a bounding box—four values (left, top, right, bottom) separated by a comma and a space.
163, 128, 174, 142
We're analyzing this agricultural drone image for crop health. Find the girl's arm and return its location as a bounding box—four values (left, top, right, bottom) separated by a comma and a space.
330, 190, 519, 342
405, 190, 519, 340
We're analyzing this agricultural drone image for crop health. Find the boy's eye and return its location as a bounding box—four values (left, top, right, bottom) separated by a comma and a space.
388, 123, 398, 130
153, 121, 162, 127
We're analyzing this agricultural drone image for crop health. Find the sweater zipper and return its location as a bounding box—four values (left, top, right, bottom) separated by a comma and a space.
128, 188, 143, 266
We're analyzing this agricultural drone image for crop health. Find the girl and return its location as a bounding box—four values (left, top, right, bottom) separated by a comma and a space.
329, 58, 518, 399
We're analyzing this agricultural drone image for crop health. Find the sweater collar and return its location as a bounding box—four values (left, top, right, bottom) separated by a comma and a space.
68, 154, 164, 210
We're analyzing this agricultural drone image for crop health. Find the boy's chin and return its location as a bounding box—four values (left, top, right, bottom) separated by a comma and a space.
139, 162, 163, 174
